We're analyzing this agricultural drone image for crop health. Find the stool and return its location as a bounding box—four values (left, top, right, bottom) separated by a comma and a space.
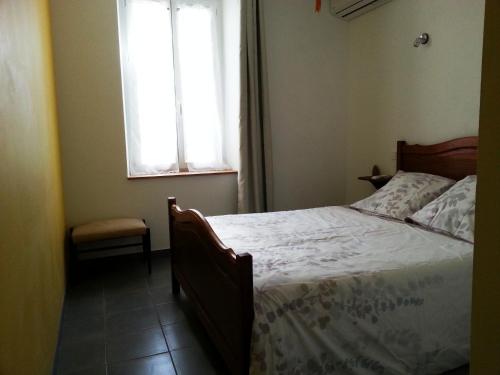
69, 218, 151, 279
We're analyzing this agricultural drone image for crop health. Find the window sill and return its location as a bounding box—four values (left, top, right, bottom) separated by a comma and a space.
127, 169, 238, 180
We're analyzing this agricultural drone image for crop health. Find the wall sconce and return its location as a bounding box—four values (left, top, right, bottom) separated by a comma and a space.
414, 33, 430, 47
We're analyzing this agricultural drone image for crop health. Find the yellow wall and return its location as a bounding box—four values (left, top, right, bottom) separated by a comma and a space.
0, 0, 66, 374
471, 0, 500, 373
346, 0, 485, 201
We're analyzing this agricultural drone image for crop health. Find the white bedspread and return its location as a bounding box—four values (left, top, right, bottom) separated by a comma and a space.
206, 206, 472, 375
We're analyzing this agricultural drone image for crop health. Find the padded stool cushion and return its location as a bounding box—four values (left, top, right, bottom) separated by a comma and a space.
72, 218, 147, 244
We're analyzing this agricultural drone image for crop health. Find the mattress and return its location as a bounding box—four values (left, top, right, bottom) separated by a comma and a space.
207, 206, 473, 375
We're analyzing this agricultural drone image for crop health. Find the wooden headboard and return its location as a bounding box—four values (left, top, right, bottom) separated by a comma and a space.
397, 136, 478, 180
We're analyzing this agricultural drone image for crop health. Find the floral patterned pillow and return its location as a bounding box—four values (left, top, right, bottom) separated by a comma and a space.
351, 171, 455, 220
407, 175, 476, 242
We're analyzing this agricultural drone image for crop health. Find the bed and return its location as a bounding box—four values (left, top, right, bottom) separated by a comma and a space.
167, 136, 478, 375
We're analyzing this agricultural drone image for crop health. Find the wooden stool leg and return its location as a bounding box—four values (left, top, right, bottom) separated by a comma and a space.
68, 228, 79, 284
172, 271, 180, 296
143, 228, 151, 275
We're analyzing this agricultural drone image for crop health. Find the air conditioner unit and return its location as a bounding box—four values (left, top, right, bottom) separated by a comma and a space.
330, 0, 393, 21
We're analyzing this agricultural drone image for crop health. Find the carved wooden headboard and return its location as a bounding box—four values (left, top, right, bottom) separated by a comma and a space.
396, 136, 478, 180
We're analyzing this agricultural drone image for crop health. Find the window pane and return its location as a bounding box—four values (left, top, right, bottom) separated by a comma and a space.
175, 2, 225, 169
119, 0, 178, 175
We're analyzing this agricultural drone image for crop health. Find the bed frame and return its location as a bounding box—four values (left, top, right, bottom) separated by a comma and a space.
396, 136, 478, 180
168, 136, 478, 375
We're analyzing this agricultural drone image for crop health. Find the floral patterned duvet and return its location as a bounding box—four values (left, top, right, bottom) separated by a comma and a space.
206, 206, 472, 375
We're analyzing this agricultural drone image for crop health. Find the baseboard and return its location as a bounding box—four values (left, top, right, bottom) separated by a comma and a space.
78, 247, 170, 260
153, 248, 170, 255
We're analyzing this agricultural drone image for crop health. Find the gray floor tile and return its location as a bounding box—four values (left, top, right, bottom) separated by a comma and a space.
156, 303, 186, 325
107, 353, 176, 375
60, 315, 105, 345
105, 264, 150, 280
171, 347, 220, 375
66, 275, 102, 298
147, 275, 171, 289
149, 287, 174, 305
63, 295, 104, 322
59, 364, 107, 375
104, 277, 149, 297
57, 338, 105, 374
106, 326, 168, 364
149, 255, 170, 271
162, 322, 200, 351
106, 306, 160, 336
106, 289, 153, 315
57, 256, 226, 375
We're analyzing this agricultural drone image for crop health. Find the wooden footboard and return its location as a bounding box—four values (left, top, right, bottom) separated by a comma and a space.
168, 198, 254, 375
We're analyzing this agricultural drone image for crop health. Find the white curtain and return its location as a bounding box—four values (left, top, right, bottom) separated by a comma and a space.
118, 0, 227, 176
118, 0, 179, 176
174, 0, 227, 171
238, 0, 273, 213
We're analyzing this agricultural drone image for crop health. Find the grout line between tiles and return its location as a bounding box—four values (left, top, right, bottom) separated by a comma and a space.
106, 351, 174, 372
103, 288, 109, 369
157, 295, 180, 375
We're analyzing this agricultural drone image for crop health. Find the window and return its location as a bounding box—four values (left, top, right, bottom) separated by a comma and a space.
117, 0, 229, 176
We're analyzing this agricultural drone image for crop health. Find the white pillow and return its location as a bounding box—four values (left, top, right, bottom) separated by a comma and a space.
351, 171, 455, 220
407, 175, 476, 242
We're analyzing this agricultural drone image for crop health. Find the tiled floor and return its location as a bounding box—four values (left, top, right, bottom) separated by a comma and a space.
55, 253, 470, 375
55, 254, 228, 375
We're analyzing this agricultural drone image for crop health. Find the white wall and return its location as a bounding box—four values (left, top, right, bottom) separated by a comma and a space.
346, 0, 485, 202
262, 0, 349, 210
50, 0, 238, 250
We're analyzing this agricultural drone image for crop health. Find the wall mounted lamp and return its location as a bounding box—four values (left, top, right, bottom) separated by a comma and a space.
414, 33, 430, 47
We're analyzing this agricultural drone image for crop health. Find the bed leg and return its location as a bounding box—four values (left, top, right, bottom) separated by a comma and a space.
168, 197, 180, 296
